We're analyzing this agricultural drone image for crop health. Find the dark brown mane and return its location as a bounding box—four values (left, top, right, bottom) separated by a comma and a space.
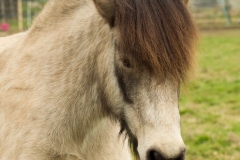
115, 0, 198, 82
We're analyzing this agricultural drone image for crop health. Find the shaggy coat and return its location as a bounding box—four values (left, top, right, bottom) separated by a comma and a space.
0, 0, 197, 159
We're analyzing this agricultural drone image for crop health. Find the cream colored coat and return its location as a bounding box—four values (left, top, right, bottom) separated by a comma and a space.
0, 1, 131, 160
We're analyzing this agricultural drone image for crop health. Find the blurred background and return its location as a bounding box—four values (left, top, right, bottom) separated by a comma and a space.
191, 0, 240, 28
0, 0, 239, 160
0, 0, 46, 33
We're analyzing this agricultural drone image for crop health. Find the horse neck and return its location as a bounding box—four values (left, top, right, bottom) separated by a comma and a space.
23, 0, 116, 144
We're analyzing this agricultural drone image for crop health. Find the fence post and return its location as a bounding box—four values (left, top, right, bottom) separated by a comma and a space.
9, 0, 16, 19
222, 0, 232, 26
27, 1, 32, 28
0, 0, 6, 23
18, 0, 23, 31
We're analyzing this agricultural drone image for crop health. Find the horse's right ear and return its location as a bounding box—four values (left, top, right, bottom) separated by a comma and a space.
93, 0, 115, 26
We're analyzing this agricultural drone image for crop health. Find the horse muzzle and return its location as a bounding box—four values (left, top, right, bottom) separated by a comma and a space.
146, 147, 186, 160
137, 132, 186, 160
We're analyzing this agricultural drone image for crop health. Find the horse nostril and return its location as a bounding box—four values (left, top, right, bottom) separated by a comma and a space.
147, 150, 164, 160
147, 149, 185, 160
175, 152, 185, 160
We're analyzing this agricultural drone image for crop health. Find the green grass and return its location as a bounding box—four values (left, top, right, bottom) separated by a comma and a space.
180, 30, 240, 160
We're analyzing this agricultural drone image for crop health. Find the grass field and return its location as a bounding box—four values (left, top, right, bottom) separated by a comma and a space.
180, 30, 240, 160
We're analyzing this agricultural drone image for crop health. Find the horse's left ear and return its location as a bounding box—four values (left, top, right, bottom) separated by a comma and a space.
93, 0, 115, 26
182, 0, 189, 5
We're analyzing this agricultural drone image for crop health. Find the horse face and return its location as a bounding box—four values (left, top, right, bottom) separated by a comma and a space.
114, 55, 186, 160
93, 0, 196, 159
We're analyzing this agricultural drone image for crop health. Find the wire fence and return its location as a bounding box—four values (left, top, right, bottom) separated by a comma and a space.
191, 0, 240, 29
1, 0, 240, 32
0, 0, 46, 32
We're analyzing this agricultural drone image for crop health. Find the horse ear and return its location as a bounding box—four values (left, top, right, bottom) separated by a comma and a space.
93, 0, 115, 26
182, 0, 189, 5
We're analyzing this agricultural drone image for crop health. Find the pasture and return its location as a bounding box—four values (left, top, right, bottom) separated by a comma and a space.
180, 29, 240, 160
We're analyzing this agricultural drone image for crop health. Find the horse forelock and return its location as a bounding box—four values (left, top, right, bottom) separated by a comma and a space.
115, 0, 198, 83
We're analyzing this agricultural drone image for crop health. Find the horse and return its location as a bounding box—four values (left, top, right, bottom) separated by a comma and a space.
0, 0, 198, 159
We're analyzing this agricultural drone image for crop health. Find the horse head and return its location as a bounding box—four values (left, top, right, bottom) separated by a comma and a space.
93, 0, 197, 160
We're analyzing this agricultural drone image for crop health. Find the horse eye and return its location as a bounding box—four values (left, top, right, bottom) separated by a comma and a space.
122, 59, 132, 68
